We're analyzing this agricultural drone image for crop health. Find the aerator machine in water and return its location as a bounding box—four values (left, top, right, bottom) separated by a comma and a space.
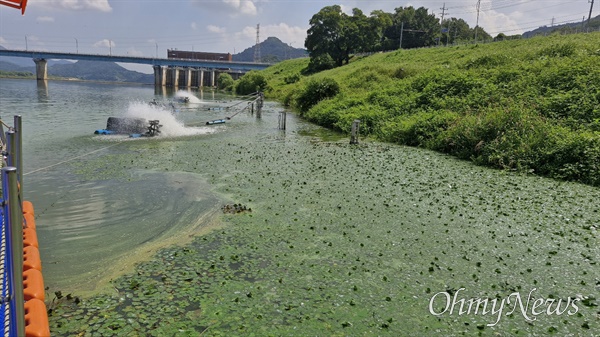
94, 117, 161, 137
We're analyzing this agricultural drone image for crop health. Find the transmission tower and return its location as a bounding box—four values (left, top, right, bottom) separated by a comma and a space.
254, 24, 261, 63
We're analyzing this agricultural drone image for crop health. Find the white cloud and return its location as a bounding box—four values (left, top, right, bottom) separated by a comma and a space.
193, 0, 257, 16
0, 37, 6, 44
124, 47, 143, 56
236, 23, 306, 48
84, 0, 112, 12
36, 16, 55, 23
480, 11, 522, 36
93, 39, 115, 48
191, 22, 198, 30
237, 25, 257, 40
42, 0, 112, 12
207, 25, 227, 34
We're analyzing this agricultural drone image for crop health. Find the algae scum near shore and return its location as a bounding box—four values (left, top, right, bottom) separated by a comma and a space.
48, 105, 599, 336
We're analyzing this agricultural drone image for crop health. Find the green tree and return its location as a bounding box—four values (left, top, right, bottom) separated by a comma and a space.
380, 7, 440, 50
305, 5, 370, 67
396, 7, 440, 49
305, 5, 345, 67
369, 10, 394, 51
217, 73, 234, 91
295, 78, 340, 113
235, 71, 268, 95
442, 18, 472, 45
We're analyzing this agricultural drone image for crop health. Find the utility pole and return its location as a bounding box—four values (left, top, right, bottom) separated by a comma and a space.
475, 0, 481, 42
439, 3, 448, 46
399, 21, 404, 49
440, 3, 447, 24
254, 24, 261, 63
587, 0, 595, 28
551, 17, 555, 27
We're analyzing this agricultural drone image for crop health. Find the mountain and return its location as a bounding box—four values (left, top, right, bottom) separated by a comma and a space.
233, 37, 307, 63
0, 36, 304, 82
46, 60, 153, 83
522, 14, 600, 38
0, 47, 154, 83
0, 45, 73, 67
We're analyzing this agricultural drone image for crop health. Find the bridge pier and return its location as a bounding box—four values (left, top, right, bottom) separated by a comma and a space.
33, 59, 47, 81
166, 67, 180, 87
153, 65, 166, 87
210, 70, 216, 87
152, 66, 243, 89
184, 68, 192, 87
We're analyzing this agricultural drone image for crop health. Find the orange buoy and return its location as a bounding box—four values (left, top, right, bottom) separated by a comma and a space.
23, 245, 42, 271
23, 227, 38, 248
23, 212, 36, 230
24, 299, 50, 337
23, 269, 45, 301
22, 200, 35, 216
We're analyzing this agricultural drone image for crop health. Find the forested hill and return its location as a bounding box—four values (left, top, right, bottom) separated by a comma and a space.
523, 14, 600, 37
261, 32, 600, 187
233, 37, 307, 63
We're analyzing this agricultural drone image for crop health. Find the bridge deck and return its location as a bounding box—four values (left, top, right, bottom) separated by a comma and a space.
0, 49, 271, 71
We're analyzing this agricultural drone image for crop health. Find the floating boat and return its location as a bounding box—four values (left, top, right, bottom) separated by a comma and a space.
94, 117, 161, 137
206, 119, 227, 125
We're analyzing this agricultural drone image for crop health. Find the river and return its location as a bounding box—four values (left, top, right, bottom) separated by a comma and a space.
1, 78, 598, 336
0, 79, 279, 294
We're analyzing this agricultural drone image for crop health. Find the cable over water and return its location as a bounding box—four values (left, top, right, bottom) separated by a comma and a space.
23, 142, 126, 176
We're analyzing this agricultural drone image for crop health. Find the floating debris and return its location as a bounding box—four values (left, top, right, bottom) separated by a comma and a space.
221, 204, 252, 214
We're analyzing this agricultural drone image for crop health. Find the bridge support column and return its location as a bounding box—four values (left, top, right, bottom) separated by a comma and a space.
153, 65, 166, 87
210, 70, 216, 87
169, 67, 180, 87
184, 68, 192, 87
192, 69, 202, 88
33, 58, 47, 81
172, 67, 179, 88
199, 70, 205, 88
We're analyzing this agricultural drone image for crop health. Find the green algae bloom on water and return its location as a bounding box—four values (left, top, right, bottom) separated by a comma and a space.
45, 100, 600, 336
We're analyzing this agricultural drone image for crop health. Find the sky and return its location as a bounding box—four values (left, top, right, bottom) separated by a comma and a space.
0, 0, 597, 73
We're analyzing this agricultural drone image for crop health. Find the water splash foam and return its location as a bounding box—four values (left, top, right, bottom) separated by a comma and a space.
123, 101, 219, 138
175, 90, 205, 104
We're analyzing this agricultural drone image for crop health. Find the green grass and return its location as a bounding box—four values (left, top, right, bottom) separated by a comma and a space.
262, 33, 600, 186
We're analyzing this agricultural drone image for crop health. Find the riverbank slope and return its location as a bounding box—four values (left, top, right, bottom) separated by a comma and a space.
262, 33, 600, 187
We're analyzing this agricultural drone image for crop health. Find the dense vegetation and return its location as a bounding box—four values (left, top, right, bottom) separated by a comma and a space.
304, 5, 492, 72
0, 70, 34, 78
260, 32, 600, 186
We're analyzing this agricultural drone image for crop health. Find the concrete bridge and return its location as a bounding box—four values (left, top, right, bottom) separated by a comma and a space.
0, 49, 271, 87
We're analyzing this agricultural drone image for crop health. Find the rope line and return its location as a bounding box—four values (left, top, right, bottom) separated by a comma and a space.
221, 92, 261, 110
0, 121, 12, 132
23, 93, 262, 176
23, 141, 124, 176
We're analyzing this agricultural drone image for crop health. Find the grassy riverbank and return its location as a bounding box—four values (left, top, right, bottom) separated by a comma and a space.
262, 33, 600, 187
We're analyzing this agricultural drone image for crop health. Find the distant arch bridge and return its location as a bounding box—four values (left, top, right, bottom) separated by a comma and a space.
0, 49, 271, 87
